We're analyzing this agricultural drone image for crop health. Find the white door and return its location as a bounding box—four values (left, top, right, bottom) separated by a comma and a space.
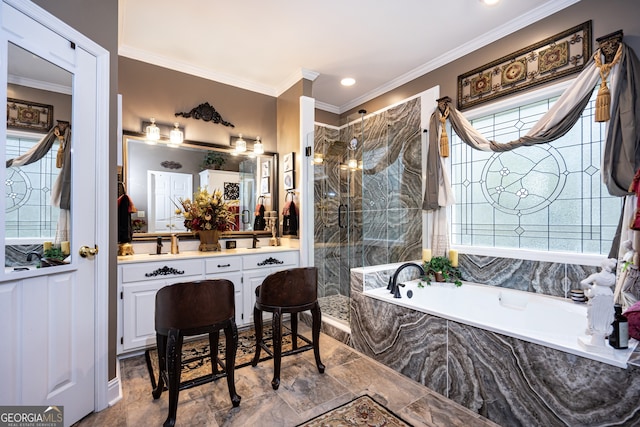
148, 170, 192, 232
0, 1, 109, 426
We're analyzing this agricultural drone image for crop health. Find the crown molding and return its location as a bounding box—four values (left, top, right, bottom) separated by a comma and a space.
119, 44, 279, 97
275, 68, 319, 97
8, 74, 72, 95
331, 0, 581, 114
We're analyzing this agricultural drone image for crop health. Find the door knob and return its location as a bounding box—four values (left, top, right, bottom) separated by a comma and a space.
79, 245, 99, 258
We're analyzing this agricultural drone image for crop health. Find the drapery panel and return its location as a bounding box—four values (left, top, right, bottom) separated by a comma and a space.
423, 42, 640, 255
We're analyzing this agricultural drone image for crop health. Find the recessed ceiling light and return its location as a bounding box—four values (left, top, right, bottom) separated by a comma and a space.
481, 0, 500, 5
341, 77, 356, 86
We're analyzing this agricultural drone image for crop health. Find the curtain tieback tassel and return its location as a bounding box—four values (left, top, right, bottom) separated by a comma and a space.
439, 106, 450, 158
594, 44, 622, 123
595, 82, 611, 122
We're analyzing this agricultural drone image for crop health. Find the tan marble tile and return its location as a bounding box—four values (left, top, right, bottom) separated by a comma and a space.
327, 355, 429, 412
213, 392, 303, 427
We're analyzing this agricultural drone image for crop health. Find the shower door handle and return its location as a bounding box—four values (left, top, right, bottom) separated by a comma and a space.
241, 209, 250, 224
338, 204, 348, 228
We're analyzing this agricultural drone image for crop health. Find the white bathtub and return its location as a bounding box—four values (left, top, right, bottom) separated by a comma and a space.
365, 280, 638, 368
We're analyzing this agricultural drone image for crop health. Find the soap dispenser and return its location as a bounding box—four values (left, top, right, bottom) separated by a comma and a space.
170, 234, 179, 254
609, 304, 629, 349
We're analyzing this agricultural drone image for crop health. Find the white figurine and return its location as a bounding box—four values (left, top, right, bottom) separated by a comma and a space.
579, 258, 616, 351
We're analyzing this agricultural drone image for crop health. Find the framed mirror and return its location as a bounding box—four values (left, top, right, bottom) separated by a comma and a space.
122, 132, 278, 238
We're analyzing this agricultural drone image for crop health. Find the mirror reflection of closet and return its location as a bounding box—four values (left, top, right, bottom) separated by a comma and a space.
5, 42, 73, 269
123, 134, 277, 235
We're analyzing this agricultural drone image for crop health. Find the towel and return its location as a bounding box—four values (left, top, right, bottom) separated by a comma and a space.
624, 301, 640, 341
282, 200, 298, 236
117, 194, 136, 243
253, 202, 265, 231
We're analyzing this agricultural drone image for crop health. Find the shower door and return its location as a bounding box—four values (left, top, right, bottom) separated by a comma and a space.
313, 125, 362, 327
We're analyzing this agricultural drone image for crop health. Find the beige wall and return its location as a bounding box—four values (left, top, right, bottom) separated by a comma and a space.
118, 57, 278, 152
342, 0, 640, 119
276, 79, 312, 211
8, 84, 72, 124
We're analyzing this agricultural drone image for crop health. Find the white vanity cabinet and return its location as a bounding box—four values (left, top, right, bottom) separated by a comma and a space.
119, 258, 205, 353
204, 256, 243, 325
117, 248, 300, 355
242, 251, 299, 325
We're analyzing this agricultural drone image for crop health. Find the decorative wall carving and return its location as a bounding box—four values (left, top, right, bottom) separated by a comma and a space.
175, 102, 234, 128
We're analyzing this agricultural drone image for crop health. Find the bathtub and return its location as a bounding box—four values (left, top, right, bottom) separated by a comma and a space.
365, 280, 638, 368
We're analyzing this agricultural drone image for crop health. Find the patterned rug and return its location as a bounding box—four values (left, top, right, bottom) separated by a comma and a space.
298, 395, 413, 427
146, 324, 310, 386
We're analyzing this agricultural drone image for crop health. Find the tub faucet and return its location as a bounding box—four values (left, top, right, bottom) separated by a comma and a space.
388, 262, 425, 298
26, 251, 41, 262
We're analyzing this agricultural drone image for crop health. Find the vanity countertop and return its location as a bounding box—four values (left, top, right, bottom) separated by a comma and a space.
117, 246, 299, 264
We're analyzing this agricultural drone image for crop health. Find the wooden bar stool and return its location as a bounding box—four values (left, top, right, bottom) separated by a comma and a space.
151, 279, 241, 427
251, 267, 325, 389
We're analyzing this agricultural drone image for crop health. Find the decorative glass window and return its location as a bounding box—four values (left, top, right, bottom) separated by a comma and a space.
449, 88, 621, 255
5, 132, 60, 239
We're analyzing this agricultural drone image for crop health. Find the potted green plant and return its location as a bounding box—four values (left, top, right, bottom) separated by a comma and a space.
421, 256, 462, 287
201, 151, 226, 170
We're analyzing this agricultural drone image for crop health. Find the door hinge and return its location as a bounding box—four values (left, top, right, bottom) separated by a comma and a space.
120, 337, 123, 345
305, 146, 312, 157
120, 291, 123, 299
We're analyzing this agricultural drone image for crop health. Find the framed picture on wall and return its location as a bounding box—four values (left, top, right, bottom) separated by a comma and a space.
283, 152, 294, 172
284, 170, 295, 190
261, 176, 270, 194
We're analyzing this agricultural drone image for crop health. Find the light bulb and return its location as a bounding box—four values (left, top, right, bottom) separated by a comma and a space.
146, 118, 160, 141
235, 134, 246, 153
253, 136, 264, 154
169, 123, 183, 145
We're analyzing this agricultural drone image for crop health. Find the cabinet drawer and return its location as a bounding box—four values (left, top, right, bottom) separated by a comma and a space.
121, 259, 204, 283
205, 256, 242, 274
243, 251, 299, 270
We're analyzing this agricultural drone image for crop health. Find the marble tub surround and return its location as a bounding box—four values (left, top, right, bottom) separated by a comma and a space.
73, 328, 498, 427
458, 253, 598, 298
350, 269, 640, 426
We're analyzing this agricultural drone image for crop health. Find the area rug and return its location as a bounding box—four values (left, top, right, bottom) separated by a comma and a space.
145, 324, 309, 387
298, 395, 413, 427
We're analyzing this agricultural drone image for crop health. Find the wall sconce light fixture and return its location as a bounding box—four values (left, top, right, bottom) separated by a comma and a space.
169, 122, 184, 145
253, 136, 264, 154
145, 118, 160, 142
235, 134, 247, 153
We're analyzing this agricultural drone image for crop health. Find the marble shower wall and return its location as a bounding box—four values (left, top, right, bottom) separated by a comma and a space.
314, 97, 423, 300
349, 269, 640, 427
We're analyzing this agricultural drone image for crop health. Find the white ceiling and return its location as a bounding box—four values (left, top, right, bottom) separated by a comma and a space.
119, 0, 579, 114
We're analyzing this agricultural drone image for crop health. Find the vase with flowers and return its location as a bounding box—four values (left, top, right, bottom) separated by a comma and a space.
175, 188, 235, 251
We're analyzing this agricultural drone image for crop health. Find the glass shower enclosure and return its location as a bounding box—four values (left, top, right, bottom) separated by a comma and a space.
313, 97, 423, 328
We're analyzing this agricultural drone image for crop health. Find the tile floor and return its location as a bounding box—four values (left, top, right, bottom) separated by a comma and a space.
72, 326, 499, 427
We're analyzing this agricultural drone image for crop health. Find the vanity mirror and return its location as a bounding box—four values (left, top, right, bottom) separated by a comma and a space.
122, 132, 277, 238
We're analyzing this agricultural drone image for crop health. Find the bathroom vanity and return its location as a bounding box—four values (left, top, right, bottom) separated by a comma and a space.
117, 247, 299, 354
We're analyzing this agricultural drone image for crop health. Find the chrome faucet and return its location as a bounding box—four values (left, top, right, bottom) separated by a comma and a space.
388, 262, 425, 298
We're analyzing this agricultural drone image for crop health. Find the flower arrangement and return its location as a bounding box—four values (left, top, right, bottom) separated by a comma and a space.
175, 188, 235, 232
132, 218, 146, 233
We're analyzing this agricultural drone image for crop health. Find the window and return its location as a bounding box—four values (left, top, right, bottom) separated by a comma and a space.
5, 132, 61, 239
449, 87, 621, 255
